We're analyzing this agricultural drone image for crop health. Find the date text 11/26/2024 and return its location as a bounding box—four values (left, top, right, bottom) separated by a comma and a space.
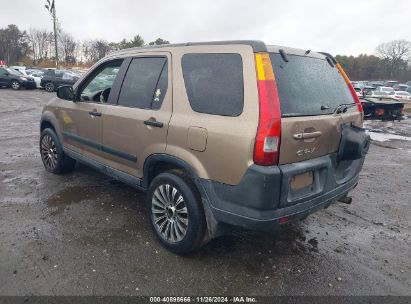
149, 296, 257, 303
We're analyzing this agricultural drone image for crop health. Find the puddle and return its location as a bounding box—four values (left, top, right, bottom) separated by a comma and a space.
47, 186, 103, 215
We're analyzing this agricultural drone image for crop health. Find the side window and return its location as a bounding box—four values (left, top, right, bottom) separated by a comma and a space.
62, 72, 75, 80
78, 60, 123, 102
0, 69, 6, 76
54, 71, 63, 78
117, 57, 168, 109
181, 53, 244, 116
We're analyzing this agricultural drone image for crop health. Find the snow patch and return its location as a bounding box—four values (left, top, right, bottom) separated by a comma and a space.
366, 131, 411, 142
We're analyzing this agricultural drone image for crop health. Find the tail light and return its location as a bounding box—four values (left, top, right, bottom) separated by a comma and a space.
335, 63, 363, 113
375, 108, 384, 116
253, 53, 281, 166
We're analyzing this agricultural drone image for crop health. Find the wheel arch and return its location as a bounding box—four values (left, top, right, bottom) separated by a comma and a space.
142, 154, 199, 189
40, 113, 62, 142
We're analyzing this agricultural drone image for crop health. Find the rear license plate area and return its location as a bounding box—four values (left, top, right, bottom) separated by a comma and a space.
290, 171, 314, 191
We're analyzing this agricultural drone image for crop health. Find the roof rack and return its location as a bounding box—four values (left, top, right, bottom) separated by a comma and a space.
110, 40, 268, 55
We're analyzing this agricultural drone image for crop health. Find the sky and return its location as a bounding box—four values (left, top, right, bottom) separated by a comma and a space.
0, 0, 410, 56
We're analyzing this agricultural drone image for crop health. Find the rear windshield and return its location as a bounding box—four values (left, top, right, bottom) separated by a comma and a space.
270, 53, 353, 116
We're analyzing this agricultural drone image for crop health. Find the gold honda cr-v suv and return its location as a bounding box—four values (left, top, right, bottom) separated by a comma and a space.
40, 40, 370, 253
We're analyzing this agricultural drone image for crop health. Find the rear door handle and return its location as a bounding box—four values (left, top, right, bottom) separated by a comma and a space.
144, 119, 163, 128
293, 131, 322, 140
89, 111, 101, 117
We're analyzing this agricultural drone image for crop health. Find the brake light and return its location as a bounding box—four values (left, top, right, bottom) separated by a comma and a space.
279, 216, 290, 224
375, 108, 384, 116
335, 63, 363, 113
253, 53, 281, 166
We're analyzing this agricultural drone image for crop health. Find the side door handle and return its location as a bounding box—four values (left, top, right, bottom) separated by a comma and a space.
89, 110, 102, 117
144, 119, 163, 128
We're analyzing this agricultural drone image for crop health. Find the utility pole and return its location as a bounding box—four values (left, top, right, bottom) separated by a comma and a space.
45, 0, 59, 69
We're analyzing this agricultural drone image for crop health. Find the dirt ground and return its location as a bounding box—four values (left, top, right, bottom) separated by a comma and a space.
0, 89, 410, 296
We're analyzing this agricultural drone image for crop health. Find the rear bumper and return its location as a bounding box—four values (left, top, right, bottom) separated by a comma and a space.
200, 153, 365, 232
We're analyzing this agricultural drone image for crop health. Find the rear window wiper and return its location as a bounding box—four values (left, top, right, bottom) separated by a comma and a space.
334, 103, 357, 114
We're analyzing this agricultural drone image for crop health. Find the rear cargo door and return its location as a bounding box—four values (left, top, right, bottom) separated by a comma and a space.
269, 52, 362, 164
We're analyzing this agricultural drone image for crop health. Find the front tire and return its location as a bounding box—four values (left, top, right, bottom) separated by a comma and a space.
44, 82, 55, 92
10, 80, 20, 90
40, 128, 76, 174
146, 172, 206, 254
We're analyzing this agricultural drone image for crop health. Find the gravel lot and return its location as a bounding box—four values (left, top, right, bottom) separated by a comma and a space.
0, 89, 410, 296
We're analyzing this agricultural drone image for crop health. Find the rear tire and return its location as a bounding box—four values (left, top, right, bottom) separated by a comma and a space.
146, 172, 206, 254
10, 80, 20, 90
44, 82, 55, 92
40, 128, 76, 174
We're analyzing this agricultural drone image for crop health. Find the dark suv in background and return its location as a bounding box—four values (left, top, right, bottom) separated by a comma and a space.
0, 67, 36, 90
40, 69, 80, 92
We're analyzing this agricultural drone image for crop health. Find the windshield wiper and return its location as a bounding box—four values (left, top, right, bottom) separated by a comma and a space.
334, 103, 357, 114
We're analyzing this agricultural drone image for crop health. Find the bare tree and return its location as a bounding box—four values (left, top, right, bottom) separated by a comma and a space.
36, 30, 49, 60
376, 40, 411, 78
28, 28, 38, 61
59, 31, 76, 62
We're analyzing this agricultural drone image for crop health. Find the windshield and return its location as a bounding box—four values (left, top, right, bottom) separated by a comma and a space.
270, 53, 353, 116
6, 68, 22, 76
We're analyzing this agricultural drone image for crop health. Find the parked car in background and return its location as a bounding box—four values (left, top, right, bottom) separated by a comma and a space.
361, 97, 404, 121
40, 69, 80, 92
361, 85, 375, 96
0, 67, 36, 90
26, 69, 45, 89
405, 81, 411, 86
366, 90, 390, 98
375, 86, 395, 94
384, 80, 398, 87
388, 91, 411, 101
354, 87, 362, 97
369, 81, 384, 88
10, 65, 27, 75
393, 84, 410, 91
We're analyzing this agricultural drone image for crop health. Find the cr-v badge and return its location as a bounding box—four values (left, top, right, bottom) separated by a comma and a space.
297, 147, 316, 156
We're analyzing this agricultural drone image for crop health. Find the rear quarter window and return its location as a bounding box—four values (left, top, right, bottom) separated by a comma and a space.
181, 53, 244, 116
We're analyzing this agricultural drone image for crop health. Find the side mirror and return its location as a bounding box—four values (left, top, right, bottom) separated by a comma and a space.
57, 85, 74, 101
4, 72, 9, 76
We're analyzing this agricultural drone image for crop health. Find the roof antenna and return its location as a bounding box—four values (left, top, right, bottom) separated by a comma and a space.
305, 50, 311, 55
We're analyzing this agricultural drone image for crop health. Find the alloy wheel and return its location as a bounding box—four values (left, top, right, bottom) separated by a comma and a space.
41, 134, 58, 170
11, 81, 20, 90
151, 184, 188, 243
45, 83, 54, 92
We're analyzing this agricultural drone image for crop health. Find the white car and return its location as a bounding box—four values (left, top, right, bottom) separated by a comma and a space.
366, 91, 390, 98
375, 86, 395, 94
26, 70, 44, 89
388, 91, 411, 101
